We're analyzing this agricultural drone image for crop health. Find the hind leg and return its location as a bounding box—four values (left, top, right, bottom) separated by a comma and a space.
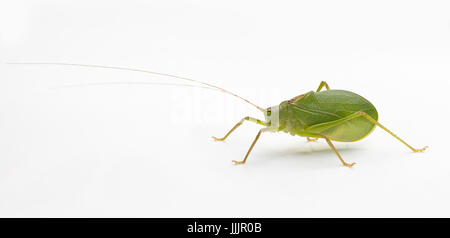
316, 81, 330, 92
356, 112, 428, 152
310, 111, 428, 153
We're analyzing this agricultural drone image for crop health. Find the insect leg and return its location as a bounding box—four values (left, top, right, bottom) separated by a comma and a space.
316, 81, 330, 92
323, 136, 356, 168
289, 81, 330, 105
232, 128, 268, 165
212, 117, 266, 141
357, 112, 428, 152
303, 82, 328, 142
307, 111, 428, 152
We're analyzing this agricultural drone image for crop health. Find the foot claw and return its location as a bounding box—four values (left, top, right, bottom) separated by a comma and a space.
343, 162, 356, 168
211, 136, 224, 141
413, 146, 428, 153
232, 160, 245, 165
306, 137, 319, 142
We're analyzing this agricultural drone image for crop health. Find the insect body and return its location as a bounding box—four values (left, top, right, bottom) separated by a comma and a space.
212, 81, 427, 167
9, 63, 428, 167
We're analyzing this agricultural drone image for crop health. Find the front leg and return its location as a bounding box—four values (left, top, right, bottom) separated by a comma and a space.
212, 116, 266, 141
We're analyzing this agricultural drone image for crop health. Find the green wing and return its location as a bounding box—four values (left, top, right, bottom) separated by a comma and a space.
290, 90, 378, 142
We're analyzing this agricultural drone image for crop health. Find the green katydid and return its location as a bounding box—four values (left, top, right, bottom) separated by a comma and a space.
8, 62, 428, 167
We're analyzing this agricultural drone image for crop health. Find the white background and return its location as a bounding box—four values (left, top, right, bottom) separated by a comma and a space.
1, 0, 450, 217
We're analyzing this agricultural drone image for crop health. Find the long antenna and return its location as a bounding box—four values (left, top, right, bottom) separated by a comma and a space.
6, 62, 265, 111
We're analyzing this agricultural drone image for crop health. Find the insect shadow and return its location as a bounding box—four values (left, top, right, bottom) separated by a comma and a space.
252, 141, 365, 168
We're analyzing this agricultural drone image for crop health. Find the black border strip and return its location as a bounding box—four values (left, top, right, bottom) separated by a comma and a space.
0, 218, 448, 236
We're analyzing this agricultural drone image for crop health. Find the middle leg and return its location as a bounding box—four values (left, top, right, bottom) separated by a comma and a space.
232, 128, 269, 165
323, 136, 356, 168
